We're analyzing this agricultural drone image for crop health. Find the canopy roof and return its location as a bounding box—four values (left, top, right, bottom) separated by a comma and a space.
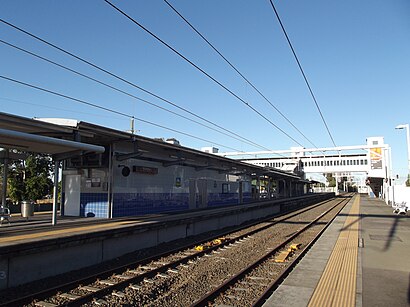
0, 112, 104, 157
0, 112, 300, 180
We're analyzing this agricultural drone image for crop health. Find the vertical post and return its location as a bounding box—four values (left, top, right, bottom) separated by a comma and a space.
389, 147, 393, 205
406, 124, 410, 177
1, 155, 8, 208
383, 147, 389, 203
288, 180, 292, 197
52, 159, 60, 226
392, 179, 395, 206
238, 181, 243, 204
60, 166, 65, 217
335, 173, 339, 195
108, 144, 114, 219
395, 124, 410, 182
282, 180, 286, 197
189, 179, 197, 208
130, 117, 135, 135
267, 178, 271, 199
256, 177, 260, 200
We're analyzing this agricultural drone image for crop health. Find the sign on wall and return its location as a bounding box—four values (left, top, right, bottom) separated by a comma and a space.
370, 147, 382, 169
132, 166, 158, 175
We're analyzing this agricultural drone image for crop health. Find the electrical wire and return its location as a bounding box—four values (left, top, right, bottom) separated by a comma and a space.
0, 75, 131, 118
0, 75, 243, 152
0, 39, 271, 151
0, 96, 122, 119
268, 0, 337, 147
103, 0, 306, 148
0, 18, 267, 152
163, 0, 320, 149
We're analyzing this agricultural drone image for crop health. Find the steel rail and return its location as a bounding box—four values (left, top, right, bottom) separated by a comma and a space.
61, 198, 336, 307
251, 195, 352, 306
1, 195, 335, 307
191, 195, 352, 306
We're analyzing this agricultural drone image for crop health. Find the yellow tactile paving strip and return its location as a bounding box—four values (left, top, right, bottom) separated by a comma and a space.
308, 194, 360, 307
0, 220, 142, 244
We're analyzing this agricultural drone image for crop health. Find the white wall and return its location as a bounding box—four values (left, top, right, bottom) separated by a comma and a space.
383, 183, 410, 206
390, 185, 410, 205
113, 142, 251, 195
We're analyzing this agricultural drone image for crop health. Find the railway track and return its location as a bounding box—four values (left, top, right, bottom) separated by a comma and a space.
1, 194, 353, 307
193, 194, 351, 306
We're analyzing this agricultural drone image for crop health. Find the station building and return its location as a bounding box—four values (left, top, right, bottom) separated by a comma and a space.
58, 119, 306, 218
0, 112, 308, 219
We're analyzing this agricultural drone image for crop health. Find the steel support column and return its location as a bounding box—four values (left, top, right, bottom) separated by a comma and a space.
1, 154, 8, 207
52, 160, 60, 225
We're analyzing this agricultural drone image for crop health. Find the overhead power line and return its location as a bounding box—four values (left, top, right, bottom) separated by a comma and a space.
103, 0, 306, 148
0, 39, 270, 151
0, 18, 268, 152
163, 0, 319, 149
0, 96, 122, 119
1, 75, 131, 118
0, 74, 243, 152
268, 0, 337, 147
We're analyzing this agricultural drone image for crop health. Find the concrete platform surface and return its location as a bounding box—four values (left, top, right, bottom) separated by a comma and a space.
263, 195, 410, 307
360, 197, 410, 307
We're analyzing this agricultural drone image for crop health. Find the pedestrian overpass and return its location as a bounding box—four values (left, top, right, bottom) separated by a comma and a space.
218, 137, 391, 197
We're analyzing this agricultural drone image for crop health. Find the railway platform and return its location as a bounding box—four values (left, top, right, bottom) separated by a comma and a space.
263, 194, 410, 307
0, 194, 331, 291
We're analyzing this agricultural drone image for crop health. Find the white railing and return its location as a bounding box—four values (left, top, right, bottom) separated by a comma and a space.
312, 187, 337, 193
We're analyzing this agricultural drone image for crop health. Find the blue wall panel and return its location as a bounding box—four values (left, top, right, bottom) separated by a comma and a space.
80, 193, 108, 218
208, 193, 238, 207
112, 193, 189, 217
243, 192, 253, 203
78, 191, 252, 218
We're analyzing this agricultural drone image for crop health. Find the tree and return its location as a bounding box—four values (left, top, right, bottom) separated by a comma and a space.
7, 159, 25, 203
324, 173, 336, 187
7, 153, 54, 203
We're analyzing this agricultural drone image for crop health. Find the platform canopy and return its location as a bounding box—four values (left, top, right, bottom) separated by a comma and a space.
0, 112, 306, 182
0, 128, 105, 158
0, 112, 105, 226
0, 112, 104, 157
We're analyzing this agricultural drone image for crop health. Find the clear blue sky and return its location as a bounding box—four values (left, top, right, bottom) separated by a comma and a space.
1, 1, 409, 180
